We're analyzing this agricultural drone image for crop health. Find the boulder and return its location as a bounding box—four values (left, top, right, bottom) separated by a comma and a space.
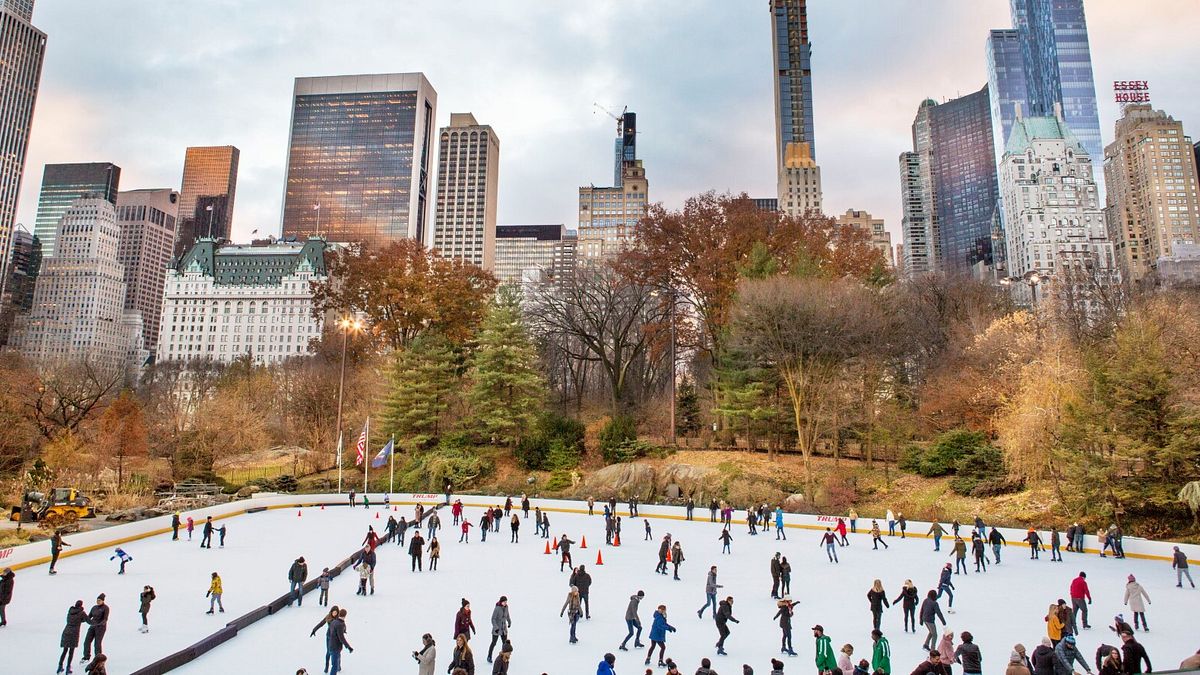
579, 463, 656, 499
656, 463, 719, 498
235, 486, 258, 499
781, 493, 807, 513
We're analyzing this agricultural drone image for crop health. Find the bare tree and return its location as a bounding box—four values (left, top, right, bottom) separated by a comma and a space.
24, 359, 123, 440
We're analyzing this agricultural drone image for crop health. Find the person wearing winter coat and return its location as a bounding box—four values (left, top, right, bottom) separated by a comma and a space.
448, 633, 475, 674
412, 633, 436, 675
428, 511, 441, 540
780, 557, 792, 596
1050, 529, 1062, 561
658, 535, 673, 573
937, 564, 955, 608
556, 536, 576, 572
928, 521, 946, 551
186, 516, 195, 541
671, 541, 685, 580
894, 580, 919, 633
954, 631, 982, 675
1119, 632, 1151, 674
1098, 648, 1122, 675
1032, 637, 1057, 675
815, 625, 838, 674
201, 515, 214, 548
1023, 529, 1044, 560
822, 529, 840, 563
971, 536, 989, 572
696, 657, 719, 675
597, 652, 617, 675
487, 596, 511, 664
1054, 636, 1093, 675
912, 650, 951, 675
561, 586, 583, 643
510, 515, 520, 543
838, 643, 855, 674
715, 596, 739, 655
698, 566, 722, 618
719, 528, 734, 554
410, 531, 426, 572
49, 529, 71, 574
777, 507, 788, 540
1046, 603, 1065, 645
138, 585, 155, 633
107, 547, 133, 575
886, 510, 896, 537
206, 572, 224, 613
872, 521, 888, 550
770, 657, 787, 675
771, 553, 783, 599
774, 600, 798, 656
429, 537, 441, 571
1007, 650, 1032, 675
58, 600, 87, 673
1070, 572, 1092, 633
317, 568, 332, 606
646, 605, 676, 667
571, 565, 594, 619
938, 631, 956, 675
872, 630, 892, 675
83, 653, 107, 675
919, 591, 946, 651
950, 537, 968, 574
1109, 614, 1133, 637
0, 567, 13, 627
621, 590, 646, 651
491, 642, 512, 675
454, 599, 477, 641
1172, 546, 1195, 588
353, 559, 370, 596
867, 580, 890, 632
396, 517, 409, 546
1122, 576, 1150, 631
80, 593, 109, 663
288, 557, 308, 606
327, 609, 353, 675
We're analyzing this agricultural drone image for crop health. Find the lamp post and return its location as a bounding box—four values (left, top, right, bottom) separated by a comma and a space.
334, 316, 362, 494
651, 287, 678, 446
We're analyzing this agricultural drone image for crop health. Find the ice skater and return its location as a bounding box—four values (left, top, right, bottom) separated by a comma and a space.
427, 511, 440, 540
1070, 571, 1092, 632
1049, 528, 1062, 561
715, 597, 739, 655
397, 516, 409, 546
556, 534, 576, 572
570, 564, 593, 619
200, 515, 214, 548
928, 521, 946, 551
670, 541, 685, 580
950, 537, 967, 574
971, 535, 988, 573
821, 528, 840, 563
80, 594, 108, 663
317, 568, 331, 606
57, 600, 86, 674
1172, 546, 1194, 588
510, 514, 520, 543
49, 529, 70, 575
1023, 528, 1044, 560
989, 527, 1006, 563
0, 567, 11, 627
698, 566, 721, 618
645, 519, 652, 541
412, 633, 436, 672
920, 591, 947, 650
777, 507, 788, 540
871, 629, 891, 675
109, 547, 132, 574
620, 590, 646, 651
288, 556, 308, 606
867, 580, 890, 631
561, 586, 583, 643
206, 572, 224, 613
780, 556, 792, 596
836, 517, 848, 546
327, 608, 353, 675
353, 558, 370, 595
815, 624, 837, 673
719, 528, 733, 554
186, 516, 194, 541
657, 535, 672, 574
872, 521, 888, 550
218, 524, 227, 547
409, 530, 426, 571
487, 596, 511, 663
936, 563, 955, 610
954, 631, 982, 675
454, 598, 477, 642
644, 604, 676, 667
771, 553, 783, 599
1123, 575, 1150, 631
774, 599, 798, 656
138, 585, 155, 633
171, 512, 180, 540
893, 580, 918, 633
429, 537, 440, 570
460, 517, 473, 543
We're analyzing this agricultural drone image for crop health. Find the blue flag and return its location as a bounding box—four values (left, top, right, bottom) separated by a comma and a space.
370, 439, 394, 469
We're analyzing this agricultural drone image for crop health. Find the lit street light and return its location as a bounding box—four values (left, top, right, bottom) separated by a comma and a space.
334, 316, 363, 494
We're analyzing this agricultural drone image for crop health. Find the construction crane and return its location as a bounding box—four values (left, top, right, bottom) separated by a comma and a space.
593, 102, 628, 136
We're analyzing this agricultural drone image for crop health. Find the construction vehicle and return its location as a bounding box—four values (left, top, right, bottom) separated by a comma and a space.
9, 488, 96, 527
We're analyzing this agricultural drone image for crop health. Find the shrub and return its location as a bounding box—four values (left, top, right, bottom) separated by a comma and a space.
514, 412, 586, 470
917, 429, 990, 477
598, 415, 638, 463
399, 442, 494, 491
546, 438, 581, 471
898, 445, 926, 474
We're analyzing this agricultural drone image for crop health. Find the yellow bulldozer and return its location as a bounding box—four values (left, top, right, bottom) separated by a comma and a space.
9, 488, 96, 528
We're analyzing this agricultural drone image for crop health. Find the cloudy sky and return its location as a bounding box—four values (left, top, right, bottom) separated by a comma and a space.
16, 0, 1200, 245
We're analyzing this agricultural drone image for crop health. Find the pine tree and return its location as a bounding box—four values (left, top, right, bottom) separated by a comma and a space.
467, 290, 544, 447
379, 333, 459, 450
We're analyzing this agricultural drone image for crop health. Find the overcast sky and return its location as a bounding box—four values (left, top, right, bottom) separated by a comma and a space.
16, 0, 1200, 245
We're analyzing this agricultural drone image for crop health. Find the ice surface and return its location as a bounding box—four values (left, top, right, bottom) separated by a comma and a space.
4, 501, 1196, 675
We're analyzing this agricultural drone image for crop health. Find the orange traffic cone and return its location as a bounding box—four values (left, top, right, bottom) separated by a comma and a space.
393, 506, 397, 512
581, 536, 588, 549
614, 533, 621, 547
297, 510, 302, 517
320, 504, 325, 511
666, 549, 672, 562
375, 512, 380, 519
552, 537, 559, 549
544, 541, 551, 555
595, 550, 604, 565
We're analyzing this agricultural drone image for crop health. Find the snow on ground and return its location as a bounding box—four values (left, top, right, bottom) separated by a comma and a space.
4, 500, 1197, 674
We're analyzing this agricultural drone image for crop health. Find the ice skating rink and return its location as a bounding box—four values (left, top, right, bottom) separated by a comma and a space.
4, 500, 1197, 674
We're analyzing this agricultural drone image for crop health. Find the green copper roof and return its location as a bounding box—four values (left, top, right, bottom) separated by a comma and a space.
1005, 115, 1087, 156
177, 238, 328, 285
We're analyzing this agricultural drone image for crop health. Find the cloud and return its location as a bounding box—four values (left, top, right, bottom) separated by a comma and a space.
15, 0, 1200, 248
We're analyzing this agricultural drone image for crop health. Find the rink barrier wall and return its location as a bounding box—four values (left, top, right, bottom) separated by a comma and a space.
124, 500, 441, 675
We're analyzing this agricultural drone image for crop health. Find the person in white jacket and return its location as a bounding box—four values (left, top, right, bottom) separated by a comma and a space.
412, 633, 436, 675
1122, 574, 1151, 632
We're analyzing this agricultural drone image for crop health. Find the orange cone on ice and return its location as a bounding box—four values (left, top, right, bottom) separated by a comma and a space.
581, 536, 588, 549
552, 537, 558, 549
614, 533, 621, 547
666, 548, 672, 562
544, 541, 551, 555
375, 511, 379, 519
595, 550, 604, 565
297, 510, 302, 517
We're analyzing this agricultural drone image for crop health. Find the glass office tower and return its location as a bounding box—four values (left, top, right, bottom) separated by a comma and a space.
929, 87, 999, 273
280, 73, 437, 248
32, 162, 121, 259
175, 145, 239, 258
771, 0, 816, 167
0, 0, 45, 294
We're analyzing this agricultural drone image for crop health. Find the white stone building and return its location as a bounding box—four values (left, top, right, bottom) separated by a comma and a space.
157, 238, 330, 365
8, 196, 144, 372
999, 108, 1116, 306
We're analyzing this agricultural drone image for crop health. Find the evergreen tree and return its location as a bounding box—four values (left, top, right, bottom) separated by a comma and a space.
467, 289, 544, 447
379, 333, 459, 450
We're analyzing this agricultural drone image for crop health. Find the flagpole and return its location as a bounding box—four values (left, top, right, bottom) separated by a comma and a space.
363, 416, 369, 494
336, 432, 343, 494
389, 434, 395, 496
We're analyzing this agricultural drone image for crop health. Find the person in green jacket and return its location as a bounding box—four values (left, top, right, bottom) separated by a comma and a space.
815, 624, 838, 674
871, 629, 891, 675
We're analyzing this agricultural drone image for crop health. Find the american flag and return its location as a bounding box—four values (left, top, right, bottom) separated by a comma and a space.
354, 420, 368, 466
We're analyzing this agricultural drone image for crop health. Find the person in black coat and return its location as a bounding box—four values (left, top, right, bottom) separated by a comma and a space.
81, 594, 109, 663
1032, 638, 1057, 675
893, 581, 919, 633
715, 596, 739, 656
1119, 632, 1151, 675
0, 567, 13, 626
912, 650, 952, 675
570, 565, 593, 620
59, 600, 87, 673
409, 531, 425, 572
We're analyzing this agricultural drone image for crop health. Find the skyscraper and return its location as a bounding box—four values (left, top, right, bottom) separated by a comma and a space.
9, 196, 145, 371
432, 113, 499, 270
928, 86, 999, 273
899, 99, 939, 277
0, 0, 45, 299
771, 0, 823, 216
999, 109, 1114, 306
836, 209, 893, 267
614, 111, 636, 186
578, 113, 648, 260
1103, 105, 1200, 283
116, 189, 178, 353
0, 225, 38, 345
280, 73, 437, 248
988, 0, 1103, 181
494, 224, 574, 284
174, 145, 239, 259
32, 162, 121, 260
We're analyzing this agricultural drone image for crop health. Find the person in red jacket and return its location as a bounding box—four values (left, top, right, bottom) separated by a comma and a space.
1070, 571, 1092, 632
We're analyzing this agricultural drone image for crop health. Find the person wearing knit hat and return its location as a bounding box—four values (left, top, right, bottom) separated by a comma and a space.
1110, 614, 1133, 636
1123, 574, 1151, 631
1032, 637, 1055, 675
1006, 649, 1031, 675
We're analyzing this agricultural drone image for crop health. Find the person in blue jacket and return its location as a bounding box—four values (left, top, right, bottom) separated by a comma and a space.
775, 507, 787, 541
597, 652, 617, 675
645, 604, 676, 667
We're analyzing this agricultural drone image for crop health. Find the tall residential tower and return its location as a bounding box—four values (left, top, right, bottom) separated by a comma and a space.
431, 113, 499, 269
280, 73, 437, 248
771, 0, 823, 216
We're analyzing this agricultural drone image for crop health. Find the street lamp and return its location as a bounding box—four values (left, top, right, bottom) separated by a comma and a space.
1000, 270, 1045, 307
334, 316, 363, 494
651, 287, 678, 447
